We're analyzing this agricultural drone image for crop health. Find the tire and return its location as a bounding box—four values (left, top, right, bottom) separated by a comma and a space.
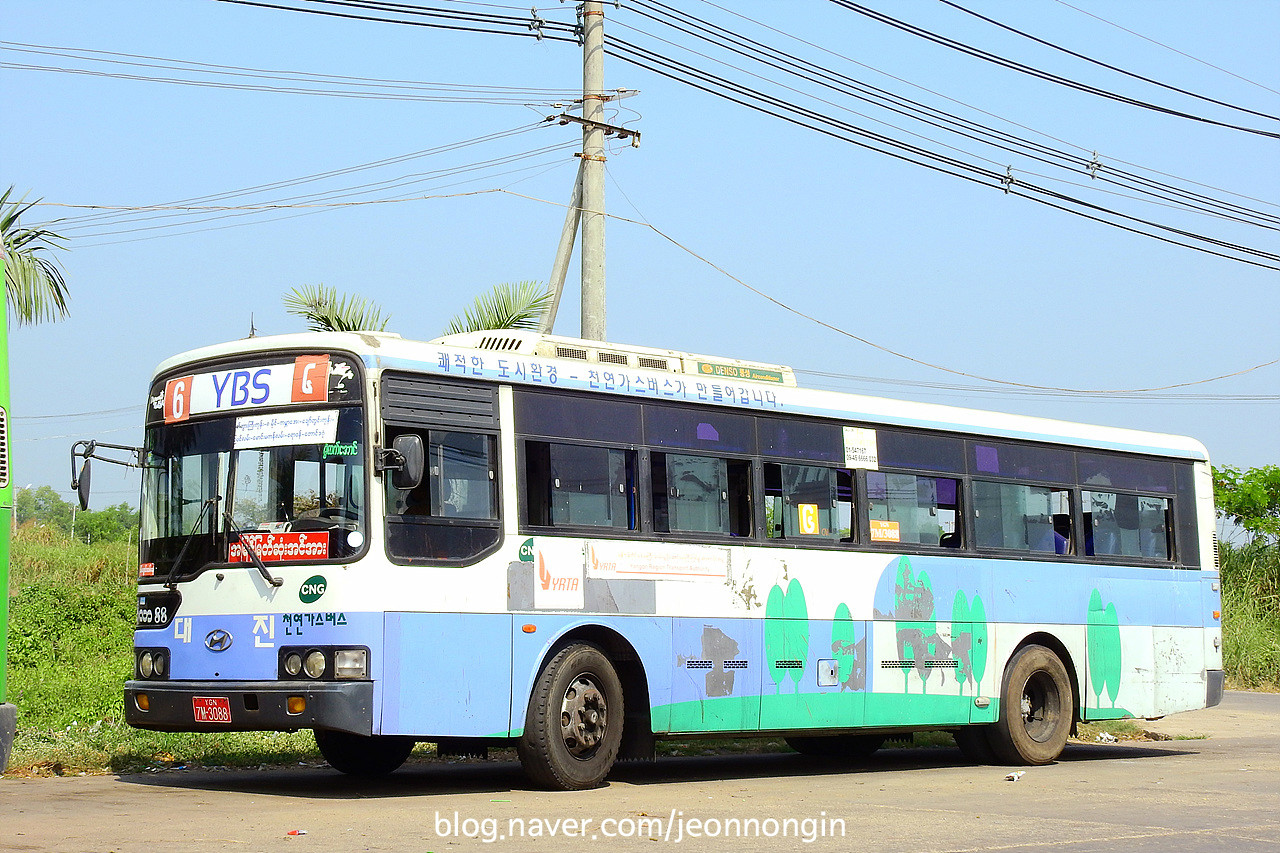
785, 734, 884, 759
314, 730, 415, 776
952, 726, 998, 764
517, 643, 624, 790
987, 644, 1073, 765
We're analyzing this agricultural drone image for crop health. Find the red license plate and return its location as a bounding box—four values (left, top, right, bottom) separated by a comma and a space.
192, 696, 232, 724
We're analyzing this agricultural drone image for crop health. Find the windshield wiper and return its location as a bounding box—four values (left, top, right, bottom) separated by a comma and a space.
166, 496, 220, 590
223, 511, 284, 588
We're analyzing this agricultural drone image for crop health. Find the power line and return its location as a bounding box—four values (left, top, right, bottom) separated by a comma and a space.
623, 1, 1280, 234
934, 0, 1280, 123
0, 39, 580, 105
498, 186, 1280, 394
692, 0, 1280, 214
829, 0, 1280, 141
603, 36, 1280, 270
1049, 0, 1280, 98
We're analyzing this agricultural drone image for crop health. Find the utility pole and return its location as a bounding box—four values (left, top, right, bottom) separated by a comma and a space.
579, 0, 607, 342
542, 3, 638, 339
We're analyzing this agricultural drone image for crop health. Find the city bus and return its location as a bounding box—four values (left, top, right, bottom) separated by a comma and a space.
75, 329, 1223, 790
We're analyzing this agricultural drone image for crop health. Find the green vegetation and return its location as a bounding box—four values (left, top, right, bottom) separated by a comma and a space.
1219, 542, 1280, 690
4, 526, 317, 775
1214, 465, 1280, 543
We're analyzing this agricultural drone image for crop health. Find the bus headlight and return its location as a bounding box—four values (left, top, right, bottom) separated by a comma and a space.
334, 649, 368, 680
284, 653, 304, 677
303, 650, 327, 679
139, 651, 154, 678
152, 652, 166, 677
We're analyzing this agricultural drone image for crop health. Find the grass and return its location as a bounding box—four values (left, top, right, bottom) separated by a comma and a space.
3, 529, 1276, 775
1219, 542, 1280, 691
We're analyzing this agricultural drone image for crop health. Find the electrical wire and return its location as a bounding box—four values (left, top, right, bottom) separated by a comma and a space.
935, 0, 1280, 123
622, 1, 1280, 234
603, 36, 1280, 270
496, 185, 1280, 394
1049, 0, 1280, 98
829, 0, 1280, 141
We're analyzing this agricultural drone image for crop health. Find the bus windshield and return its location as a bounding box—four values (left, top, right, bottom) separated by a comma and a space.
139, 406, 366, 577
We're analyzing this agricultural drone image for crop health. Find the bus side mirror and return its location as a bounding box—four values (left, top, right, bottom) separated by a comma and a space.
387, 434, 424, 491
76, 458, 92, 511
70, 441, 94, 511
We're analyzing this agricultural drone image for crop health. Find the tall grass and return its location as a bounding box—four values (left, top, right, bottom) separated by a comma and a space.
1219, 542, 1280, 690
4, 526, 316, 774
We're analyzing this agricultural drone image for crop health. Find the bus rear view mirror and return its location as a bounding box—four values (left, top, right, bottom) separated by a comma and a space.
76, 457, 92, 511
388, 434, 425, 491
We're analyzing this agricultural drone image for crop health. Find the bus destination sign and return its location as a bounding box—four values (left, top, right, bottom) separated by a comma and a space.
150, 354, 358, 424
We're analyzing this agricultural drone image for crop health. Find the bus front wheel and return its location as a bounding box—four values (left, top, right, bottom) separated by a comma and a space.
314, 730, 415, 776
518, 643, 624, 790
988, 644, 1073, 765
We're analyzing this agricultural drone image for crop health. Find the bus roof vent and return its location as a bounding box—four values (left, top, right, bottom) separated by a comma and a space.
428, 331, 797, 387
556, 345, 590, 361
476, 334, 526, 352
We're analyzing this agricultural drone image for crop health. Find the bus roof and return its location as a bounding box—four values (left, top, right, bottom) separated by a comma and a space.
152, 330, 1209, 462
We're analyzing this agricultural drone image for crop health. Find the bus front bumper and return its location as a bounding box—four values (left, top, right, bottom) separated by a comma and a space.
125, 680, 373, 735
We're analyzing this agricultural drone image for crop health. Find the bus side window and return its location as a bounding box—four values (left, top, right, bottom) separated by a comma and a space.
524, 441, 636, 530
866, 471, 961, 548
973, 482, 1073, 555
652, 452, 751, 536
763, 462, 845, 542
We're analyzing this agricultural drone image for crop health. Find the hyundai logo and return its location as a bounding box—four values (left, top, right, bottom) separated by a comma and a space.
204, 629, 233, 652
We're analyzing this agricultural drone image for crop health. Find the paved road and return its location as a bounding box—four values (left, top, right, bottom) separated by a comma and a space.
3, 692, 1279, 853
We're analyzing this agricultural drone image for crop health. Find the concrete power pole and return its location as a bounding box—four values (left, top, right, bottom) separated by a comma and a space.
579, 0, 607, 342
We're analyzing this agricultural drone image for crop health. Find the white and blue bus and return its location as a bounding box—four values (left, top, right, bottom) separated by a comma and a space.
78, 330, 1222, 789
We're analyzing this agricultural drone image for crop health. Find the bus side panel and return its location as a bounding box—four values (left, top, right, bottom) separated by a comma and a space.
670, 617, 763, 732
380, 613, 513, 738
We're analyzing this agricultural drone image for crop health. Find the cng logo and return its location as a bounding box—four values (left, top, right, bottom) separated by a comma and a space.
299, 575, 327, 604
519, 538, 536, 562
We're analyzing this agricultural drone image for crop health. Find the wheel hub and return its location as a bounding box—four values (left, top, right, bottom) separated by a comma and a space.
560, 675, 608, 759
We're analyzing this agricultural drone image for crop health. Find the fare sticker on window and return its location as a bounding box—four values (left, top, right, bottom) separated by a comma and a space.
870, 519, 901, 542
797, 504, 821, 535
843, 426, 879, 469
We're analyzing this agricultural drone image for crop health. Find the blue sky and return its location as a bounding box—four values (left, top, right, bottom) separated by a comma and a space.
4, 0, 1278, 508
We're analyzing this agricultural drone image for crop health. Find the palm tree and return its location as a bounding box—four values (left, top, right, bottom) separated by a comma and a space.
442, 280, 552, 335
282, 284, 391, 332
1, 186, 70, 325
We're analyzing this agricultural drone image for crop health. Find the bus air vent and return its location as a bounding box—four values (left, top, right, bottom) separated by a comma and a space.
556, 346, 589, 361
0, 406, 8, 488
637, 356, 670, 371
477, 335, 525, 352
597, 351, 629, 366
1212, 533, 1220, 571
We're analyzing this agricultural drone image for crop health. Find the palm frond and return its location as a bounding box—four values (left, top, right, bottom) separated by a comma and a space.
1, 185, 70, 325
443, 281, 553, 335
282, 284, 390, 332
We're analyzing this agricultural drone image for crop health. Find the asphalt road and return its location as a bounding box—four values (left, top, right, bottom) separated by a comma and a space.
3, 691, 1279, 853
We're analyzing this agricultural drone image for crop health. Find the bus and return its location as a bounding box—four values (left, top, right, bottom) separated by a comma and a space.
74, 329, 1223, 790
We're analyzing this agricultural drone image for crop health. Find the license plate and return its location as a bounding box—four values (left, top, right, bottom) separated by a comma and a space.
192, 696, 232, 724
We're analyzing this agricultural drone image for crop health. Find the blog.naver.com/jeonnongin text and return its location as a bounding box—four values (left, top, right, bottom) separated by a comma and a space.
434, 809, 847, 844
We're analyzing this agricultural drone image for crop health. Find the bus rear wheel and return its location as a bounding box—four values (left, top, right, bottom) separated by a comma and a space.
518, 643, 624, 791
314, 730, 415, 776
988, 644, 1073, 765
785, 734, 883, 759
